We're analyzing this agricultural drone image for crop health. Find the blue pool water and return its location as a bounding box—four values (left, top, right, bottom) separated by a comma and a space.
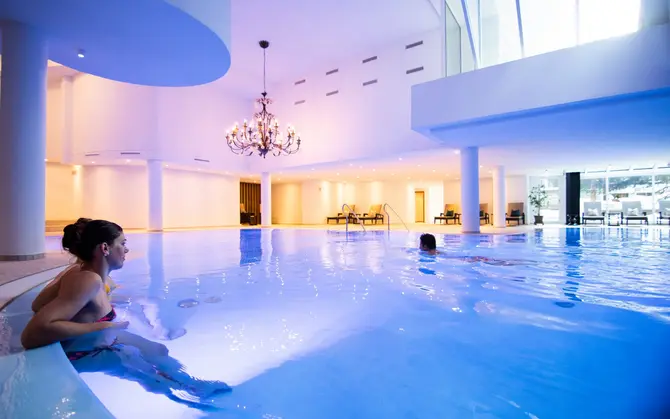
2, 228, 670, 418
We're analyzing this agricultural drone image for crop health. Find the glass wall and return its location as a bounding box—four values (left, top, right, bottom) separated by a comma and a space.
480, 0, 522, 67
578, 167, 670, 221
445, 1, 462, 76
580, 175, 606, 214
446, 0, 643, 71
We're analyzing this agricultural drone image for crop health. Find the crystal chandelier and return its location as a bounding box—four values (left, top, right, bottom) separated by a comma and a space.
226, 40, 301, 158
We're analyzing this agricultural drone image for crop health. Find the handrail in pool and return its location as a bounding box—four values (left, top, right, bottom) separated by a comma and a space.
343, 204, 366, 233
383, 203, 410, 232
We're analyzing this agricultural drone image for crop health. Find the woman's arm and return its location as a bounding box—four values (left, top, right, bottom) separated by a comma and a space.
21, 272, 128, 349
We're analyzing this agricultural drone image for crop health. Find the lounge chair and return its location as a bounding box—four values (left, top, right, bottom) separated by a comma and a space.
506, 203, 525, 226
359, 204, 384, 224
657, 200, 670, 225
582, 202, 605, 225
240, 203, 251, 224
327, 204, 357, 224
434, 204, 460, 224
622, 201, 648, 225
480, 203, 490, 225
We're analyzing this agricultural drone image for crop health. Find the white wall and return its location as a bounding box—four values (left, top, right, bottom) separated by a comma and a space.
247, 29, 443, 173
46, 84, 63, 162
272, 183, 302, 224
45, 163, 78, 221
72, 75, 158, 159
68, 74, 251, 173
81, 165, 149, 229
45, 164, 239, 229
163, 169, 239, 229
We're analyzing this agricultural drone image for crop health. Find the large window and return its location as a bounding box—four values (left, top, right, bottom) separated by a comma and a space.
445, 1, 462, 76
447, 0, 642, 70
480, 0, 522, 67
578, 0, 641, 45
521, 0, 577, 58
580, 176, 606, 214
608, 175, 654, 212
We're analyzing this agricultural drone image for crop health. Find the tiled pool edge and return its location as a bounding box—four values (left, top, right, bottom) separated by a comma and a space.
0, 268, 115, 419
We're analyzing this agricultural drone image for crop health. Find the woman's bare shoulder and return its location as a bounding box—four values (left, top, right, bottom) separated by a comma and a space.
60, 269, 104, 291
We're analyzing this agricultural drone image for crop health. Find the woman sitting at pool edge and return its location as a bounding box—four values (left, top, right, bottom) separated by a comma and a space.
22, 219, 130, 349
31, 218, 118, 314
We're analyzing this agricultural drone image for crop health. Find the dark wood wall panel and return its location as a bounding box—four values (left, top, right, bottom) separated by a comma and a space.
240, 182, 261, 217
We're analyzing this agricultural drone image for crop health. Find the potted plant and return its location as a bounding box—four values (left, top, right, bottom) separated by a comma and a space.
528, 185, 549, 225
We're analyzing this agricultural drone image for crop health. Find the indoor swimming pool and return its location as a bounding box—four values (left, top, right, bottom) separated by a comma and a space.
1, 228, 669, 418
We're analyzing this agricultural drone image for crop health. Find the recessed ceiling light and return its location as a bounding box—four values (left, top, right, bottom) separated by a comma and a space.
432, 169, 435, 173
479, 165, 483, 168
336, 172, 340, 176
44, 158, 48, 162
126, 159, 130, 163
372, 169, 376, 171
77, 49, 85, 58
91, 161, 96, 164
398, 157, 403, 161
349, 163, 353, 167
454, 150, 460, 155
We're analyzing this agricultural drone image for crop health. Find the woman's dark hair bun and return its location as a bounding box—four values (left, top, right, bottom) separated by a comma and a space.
62, 218, 92, 259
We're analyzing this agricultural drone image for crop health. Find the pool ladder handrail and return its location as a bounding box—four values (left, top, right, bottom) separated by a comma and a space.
343, 204, 366, 233
383, 203, 410, 232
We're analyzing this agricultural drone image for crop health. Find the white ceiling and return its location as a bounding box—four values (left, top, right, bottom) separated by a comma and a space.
217, 0, 441, 96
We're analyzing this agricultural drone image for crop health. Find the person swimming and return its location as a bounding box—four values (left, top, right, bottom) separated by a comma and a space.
419, 233, 439, 255
23, 219, 231, 406
418, 233, 534, 266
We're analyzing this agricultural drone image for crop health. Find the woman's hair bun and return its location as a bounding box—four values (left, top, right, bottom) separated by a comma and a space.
62, 218, 92, 258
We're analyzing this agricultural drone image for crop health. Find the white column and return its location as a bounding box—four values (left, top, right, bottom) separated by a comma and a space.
61, 75, 74, 164
261, 172, 272, 226
492, 166, 506, 228
0, 22, 48, 260
148, 160, 164, 231
460, 146, 480, 233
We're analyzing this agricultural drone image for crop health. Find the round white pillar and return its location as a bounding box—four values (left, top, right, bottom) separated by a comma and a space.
492, 166, 506, 228
460, 147, 480, 233
261, 172, 272, 226
0, 22, 48, 260
147, 160, 164, 231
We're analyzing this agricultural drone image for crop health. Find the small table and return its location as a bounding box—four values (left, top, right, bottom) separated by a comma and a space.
607, 212, 622, 226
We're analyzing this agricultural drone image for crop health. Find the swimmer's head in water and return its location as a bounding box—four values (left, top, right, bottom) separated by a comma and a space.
419, 233, 437, 251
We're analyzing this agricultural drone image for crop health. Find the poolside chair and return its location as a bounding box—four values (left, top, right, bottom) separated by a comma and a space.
327, 204, 357, 224
657, 200, 670, 225
506, 202, 525, 226
434, 204, 460, 224
622, 201, 648, 225
240, 203, 251, 224
582, 202, 605, 225
359, 204, 384, 224
480, 203, 490, 225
